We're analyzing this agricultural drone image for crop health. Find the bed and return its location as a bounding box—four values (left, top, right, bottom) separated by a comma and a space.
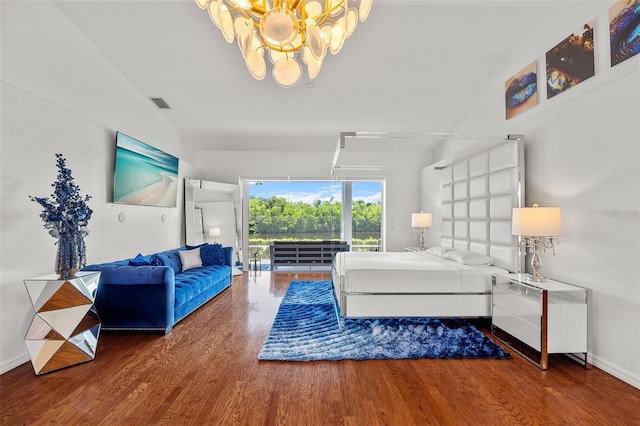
332, 137, 525, 318
333, 249, 509, 317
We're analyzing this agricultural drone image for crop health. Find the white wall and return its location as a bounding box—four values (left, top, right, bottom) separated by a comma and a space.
0, 2, 188, 373
430, 4, 640, 387
419, 168, 443, 248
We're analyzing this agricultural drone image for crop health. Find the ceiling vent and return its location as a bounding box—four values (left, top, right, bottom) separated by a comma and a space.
150, 97, 171, 109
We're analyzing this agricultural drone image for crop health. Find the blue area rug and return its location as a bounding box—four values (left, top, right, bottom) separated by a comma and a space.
258, 281, 510, 361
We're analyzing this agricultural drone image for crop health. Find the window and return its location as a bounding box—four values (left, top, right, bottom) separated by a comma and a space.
350, 181, 382, 252
245, 179, 383, 261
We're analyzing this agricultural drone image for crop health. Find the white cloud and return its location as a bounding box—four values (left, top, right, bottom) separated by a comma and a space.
251, 183, 380, 204
354, 192, 382, 204
283, 186, 343, 204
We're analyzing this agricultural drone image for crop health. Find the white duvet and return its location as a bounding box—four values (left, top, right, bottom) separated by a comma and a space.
333, 251, 506, 294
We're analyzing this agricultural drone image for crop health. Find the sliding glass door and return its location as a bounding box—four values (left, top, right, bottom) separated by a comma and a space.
349, 181, 382, 252
247, 181, 342, 261
244, 179, 383, 264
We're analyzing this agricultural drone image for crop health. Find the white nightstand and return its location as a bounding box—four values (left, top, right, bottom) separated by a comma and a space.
491, 273, 590, 370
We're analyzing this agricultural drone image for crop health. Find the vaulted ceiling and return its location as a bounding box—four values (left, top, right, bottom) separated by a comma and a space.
54, 0, 598, 152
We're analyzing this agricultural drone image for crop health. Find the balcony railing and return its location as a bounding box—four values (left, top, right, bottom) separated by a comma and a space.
247, 242, 380, 261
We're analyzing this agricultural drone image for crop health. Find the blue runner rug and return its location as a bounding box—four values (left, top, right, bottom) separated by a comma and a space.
258, 281, 510, 361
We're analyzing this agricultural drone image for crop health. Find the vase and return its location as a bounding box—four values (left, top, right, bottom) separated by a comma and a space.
55, 231, 86, 279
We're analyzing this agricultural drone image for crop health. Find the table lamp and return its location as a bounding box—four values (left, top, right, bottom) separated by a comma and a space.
411, 212, 432, 250
209, 227, 221, 243
512, 204, 561, 282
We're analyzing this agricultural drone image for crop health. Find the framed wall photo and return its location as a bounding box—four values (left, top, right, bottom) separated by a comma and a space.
505, 61, 538, 120
113, 132, 180, 208
610, 0, 640, 67
546, 21, 595, 99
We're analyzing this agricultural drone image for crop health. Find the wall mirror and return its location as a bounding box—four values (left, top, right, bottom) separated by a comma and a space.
184, 179, 242, 270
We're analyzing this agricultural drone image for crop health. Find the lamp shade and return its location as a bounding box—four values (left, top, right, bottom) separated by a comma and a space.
411, 212, 433, 228
208, 227, 221, 237
512, 206, 561, 236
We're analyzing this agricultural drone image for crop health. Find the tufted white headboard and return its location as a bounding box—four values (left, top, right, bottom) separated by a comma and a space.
440, 139, 525, 272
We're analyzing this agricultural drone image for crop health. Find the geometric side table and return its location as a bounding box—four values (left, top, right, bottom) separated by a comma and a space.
24, 271, 101, 375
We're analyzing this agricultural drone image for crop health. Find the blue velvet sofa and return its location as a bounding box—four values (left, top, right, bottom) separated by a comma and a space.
83, 245, 233, 334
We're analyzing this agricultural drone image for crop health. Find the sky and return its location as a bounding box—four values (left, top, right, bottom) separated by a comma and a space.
249, 181, 381, 204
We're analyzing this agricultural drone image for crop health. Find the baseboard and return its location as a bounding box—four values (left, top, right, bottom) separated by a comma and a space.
0, 352, 30, 375
591, 354, 640, 390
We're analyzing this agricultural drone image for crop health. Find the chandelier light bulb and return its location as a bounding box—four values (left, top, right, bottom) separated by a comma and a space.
196, 0, 374, 87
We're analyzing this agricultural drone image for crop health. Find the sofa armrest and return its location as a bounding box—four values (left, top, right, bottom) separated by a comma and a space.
223, 246, 234, 267
83, 265, 175, 334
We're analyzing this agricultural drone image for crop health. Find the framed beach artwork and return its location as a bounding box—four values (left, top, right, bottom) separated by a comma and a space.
546, 21, 595, 99
113, 132, 179, 208
505, 61, 538, 120
609, 0, 640, 67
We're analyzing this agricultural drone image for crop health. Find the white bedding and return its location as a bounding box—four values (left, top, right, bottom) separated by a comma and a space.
333, 251, 507, 294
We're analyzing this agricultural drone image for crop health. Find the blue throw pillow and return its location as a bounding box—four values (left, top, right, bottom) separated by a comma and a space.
157, 252, 182, 274
129, 253, 151, 266
201, 243, 225, 266
185, 244, 205, 250
149, 254, 165, 266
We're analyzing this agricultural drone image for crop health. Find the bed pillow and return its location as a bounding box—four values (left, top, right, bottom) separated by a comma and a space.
424, 246, 455, 257
179, 247, 203, 271
442, 250, 494, 266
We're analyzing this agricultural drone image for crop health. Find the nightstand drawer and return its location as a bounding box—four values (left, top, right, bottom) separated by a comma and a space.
493, 305, 541, 351
493, 284, 541, 319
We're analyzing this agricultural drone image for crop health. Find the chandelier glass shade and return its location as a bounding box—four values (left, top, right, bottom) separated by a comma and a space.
195, 0, 373, 87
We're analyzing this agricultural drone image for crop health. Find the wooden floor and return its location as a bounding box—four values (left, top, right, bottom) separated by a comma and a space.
2, 271, 639, 426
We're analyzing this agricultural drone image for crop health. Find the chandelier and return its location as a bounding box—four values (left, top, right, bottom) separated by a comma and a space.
195, 0, 373, 88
